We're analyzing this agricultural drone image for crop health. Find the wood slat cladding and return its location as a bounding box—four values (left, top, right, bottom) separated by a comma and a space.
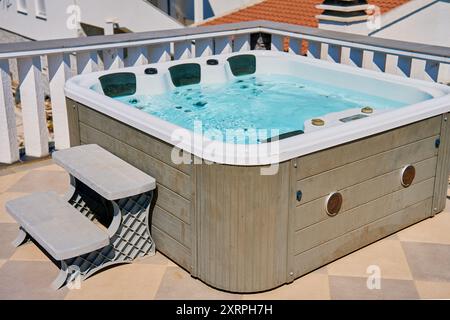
294, 178, 435, 255
197, 163, 290, 293
296, 135, 438, 204
296, 116, 441, 180
294, 156, 437, 230
293, 198, 432, 277
289, 116, 442, 279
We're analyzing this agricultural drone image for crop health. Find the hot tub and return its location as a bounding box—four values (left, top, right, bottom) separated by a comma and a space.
65, 50, 450, 293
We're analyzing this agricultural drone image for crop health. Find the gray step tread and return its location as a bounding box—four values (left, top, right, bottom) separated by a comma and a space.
53, 144, 156, 200
6, 192, 110, 260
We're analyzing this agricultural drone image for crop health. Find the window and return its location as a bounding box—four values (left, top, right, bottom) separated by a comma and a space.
35, 0, 46, 19
17, 0, 27, 14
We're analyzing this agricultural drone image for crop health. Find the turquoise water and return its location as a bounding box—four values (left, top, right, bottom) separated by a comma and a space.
116, 74, 406, 143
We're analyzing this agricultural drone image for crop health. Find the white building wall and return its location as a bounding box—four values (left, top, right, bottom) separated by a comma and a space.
207, 0, 260, 18
76, 0, 182, 33
163, 0, 260, 24
329, 0, 450, 47
0, 0, 76, 40
318, 0, 450, 83
369, 0, 450, 47
0, 0, 182, 41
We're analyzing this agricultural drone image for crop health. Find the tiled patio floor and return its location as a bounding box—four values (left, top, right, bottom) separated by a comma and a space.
1, 159, 450, 300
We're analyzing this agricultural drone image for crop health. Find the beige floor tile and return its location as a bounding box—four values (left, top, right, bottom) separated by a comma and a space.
8, 159, 53, 174
243, 273, 330, 300
136, 251, 170, 266
415, 281, 450, 299
65, 263, 167, 300
397, 210, 450, 245
155, 266, 242, 300
402, 242, 450, 282
6, 170, 69, 195
9, 242, 49, 262
0, 171, 27, 194
329, 276, 419, 300
327, 239, 413, 280
0, 260, 68, 299
167, 259, 178, 267
33, 164, 65, 172
0, 192, 28, 223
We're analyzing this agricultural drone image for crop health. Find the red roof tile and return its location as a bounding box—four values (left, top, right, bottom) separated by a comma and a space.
201, 0, 410, 27
371, 0, 410, 14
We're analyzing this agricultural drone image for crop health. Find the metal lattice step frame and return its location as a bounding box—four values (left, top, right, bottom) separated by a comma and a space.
52, 176, 155, 289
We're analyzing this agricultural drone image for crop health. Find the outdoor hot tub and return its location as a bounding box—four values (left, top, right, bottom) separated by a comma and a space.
65, 50, 450, 293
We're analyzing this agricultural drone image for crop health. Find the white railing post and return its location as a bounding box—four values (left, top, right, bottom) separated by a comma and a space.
148, 43, 171, 63
271, 34, 284, 52
76, 51, 99, 74
195, 38, 213, 57
17, 57, 49, 157
233, 34, 250, 52
125, 46, 149, 67
0, 59, 19, 163
214, 36, 232, 55
103, 48, 124, 70
47, 53, 71, 150
174, 41, 193, 60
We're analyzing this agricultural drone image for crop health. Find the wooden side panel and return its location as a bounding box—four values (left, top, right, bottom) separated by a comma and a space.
297, 116, 440, 180
295, 155, 437, 230
152, 225, 191, 270
197, 163, 290, 293
66, 98, 81, 147
296, 135, 438, 204
289, 116, 440, 280
156, 184, 191, 224
294, 178, 435, 254
152, 206, 191, 248
294, 198, 432, 277
432, 113, 450, 215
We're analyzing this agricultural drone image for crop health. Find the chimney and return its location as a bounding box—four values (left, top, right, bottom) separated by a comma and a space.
316, 0, 371, 34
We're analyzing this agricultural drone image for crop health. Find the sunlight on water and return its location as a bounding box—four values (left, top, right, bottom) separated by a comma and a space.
116, 74, 406, 144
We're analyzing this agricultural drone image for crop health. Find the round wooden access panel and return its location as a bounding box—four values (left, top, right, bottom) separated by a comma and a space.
401, 165, 416, 187
325, 192, 343, 216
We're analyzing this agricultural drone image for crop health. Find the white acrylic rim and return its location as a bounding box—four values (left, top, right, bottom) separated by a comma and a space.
65, 50, 450, 166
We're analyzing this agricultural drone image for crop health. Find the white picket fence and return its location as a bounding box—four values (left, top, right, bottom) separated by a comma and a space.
1, 20, 449, 164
